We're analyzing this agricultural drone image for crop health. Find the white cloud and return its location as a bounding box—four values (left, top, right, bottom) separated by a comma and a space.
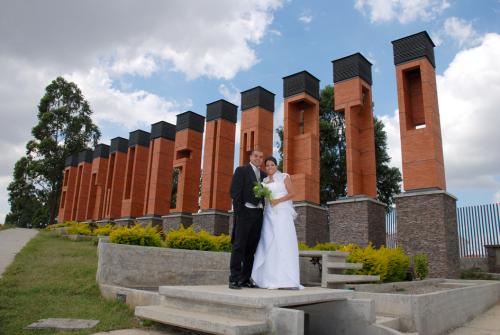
299, 14, 313, 24
354, 0, 450, 24
381, 33, 500, 195
494, 191, 500, 203
443, 16, 480, 47
67, 68, 182, 129
218, 84, 241, 106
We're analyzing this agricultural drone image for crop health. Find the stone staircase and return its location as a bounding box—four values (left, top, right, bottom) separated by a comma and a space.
299, 250, 380, 288
135, 285, 417, 335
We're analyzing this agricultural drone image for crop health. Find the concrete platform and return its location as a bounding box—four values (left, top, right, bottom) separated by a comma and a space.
157, 285, 354, 308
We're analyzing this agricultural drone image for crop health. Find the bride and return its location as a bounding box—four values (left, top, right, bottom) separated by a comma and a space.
251, 156, 303, 290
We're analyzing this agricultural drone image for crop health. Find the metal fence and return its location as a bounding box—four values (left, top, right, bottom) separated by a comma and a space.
385, 203, 500, 257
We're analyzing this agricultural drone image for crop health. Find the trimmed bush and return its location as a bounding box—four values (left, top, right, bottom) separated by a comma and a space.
46, 221, 77, 230
344, 245, 410, 282
164, 226, 231, 252
414, 253, 429, 280
93, 224, 116, 236
66, 223, 92, 236
109, 224, 162, 247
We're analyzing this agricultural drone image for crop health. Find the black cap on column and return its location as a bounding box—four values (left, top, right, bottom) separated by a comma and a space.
206, 99, 238, 123
150, 121, 176, 141
65, 153, 79, 167
241, 86, 275, 113
78, 149, 93, 163
93, 144, 110, 159
176, 111, 205, 133
110, 137, 129, 153
283, 71, 320, 100
332, 53, 372, 85
129, 130, 151, 147
392, 31, 436, 68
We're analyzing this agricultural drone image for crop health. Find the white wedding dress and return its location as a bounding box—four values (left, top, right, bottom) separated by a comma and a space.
251, 172, 304, 289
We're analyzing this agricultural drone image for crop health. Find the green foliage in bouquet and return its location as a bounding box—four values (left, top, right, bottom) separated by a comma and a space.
253, 182, 273, 201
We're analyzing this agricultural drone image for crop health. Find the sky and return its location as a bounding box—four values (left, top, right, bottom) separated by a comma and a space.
1, 0, 499, 223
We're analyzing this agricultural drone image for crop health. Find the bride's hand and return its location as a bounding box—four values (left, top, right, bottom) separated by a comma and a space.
270, 199, 280, 207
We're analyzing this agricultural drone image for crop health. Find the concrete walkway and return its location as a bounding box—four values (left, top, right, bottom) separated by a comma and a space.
0, 228, 39, 277
448, 302, 500, 335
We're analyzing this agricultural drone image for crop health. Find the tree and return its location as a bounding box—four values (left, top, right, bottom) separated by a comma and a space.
5, 157, 47, 228
7, 77, 101, 226
274, 85, 401, 207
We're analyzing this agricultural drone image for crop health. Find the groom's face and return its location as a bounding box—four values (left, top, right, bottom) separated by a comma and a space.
250, 150, 264, 167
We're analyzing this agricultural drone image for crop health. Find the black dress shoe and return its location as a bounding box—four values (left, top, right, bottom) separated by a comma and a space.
240, 279, 259, 288
229, 281, 242, 290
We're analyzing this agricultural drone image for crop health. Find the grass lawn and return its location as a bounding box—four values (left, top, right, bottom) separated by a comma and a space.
0, 230, 139, 335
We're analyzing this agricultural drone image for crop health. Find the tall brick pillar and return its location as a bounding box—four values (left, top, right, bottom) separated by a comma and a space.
392, 31, 459, 278
85, 144, 109, 222
193, 100, 237, 235
328, 53, 386, 248
117, 130, 150, 226
239, 86, 274, 164
283, 71, 328, 245
100, 137, 128, 223
58, 154, 79, 223
162, 112, 205, 231
71, 149, 93, 222
137, 121, 176, 227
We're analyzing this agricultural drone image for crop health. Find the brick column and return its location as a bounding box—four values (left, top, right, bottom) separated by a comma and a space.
100, 137, 128, 223
193, 100, 237, 235
162, 112, 205, 231
282, 71, 328, 245
117, 130, 150, 225
328, 53, 385, 247
71, 149, 93, 222
58, 154, 78, 223
239, 86, 274, 164
85, 144, 109, 222
137, 121, 176, 227
392, 31, 459, 278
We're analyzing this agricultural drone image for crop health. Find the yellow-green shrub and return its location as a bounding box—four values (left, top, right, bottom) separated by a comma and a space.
344, 245, 410, 282
414, 253, 429, 280
164, 226, 231, 252
66, 223, 92, 236
46, 221, 77, 230
109, 224, 162, 247
93, 224, 116, 236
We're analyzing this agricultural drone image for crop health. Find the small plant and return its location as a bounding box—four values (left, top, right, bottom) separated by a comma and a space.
460, 267, 493, 280
164, 225, 231, 252
109, 224, 162, 247
46, 221, 76, 230
413, 253, 429, 280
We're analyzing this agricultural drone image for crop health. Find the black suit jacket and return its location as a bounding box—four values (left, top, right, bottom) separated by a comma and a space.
230, 164, 267, 216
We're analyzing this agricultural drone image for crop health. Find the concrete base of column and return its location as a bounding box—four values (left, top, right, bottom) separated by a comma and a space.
396, 189, 460, 278
161, 212, 193, 232
136, 215, 163, 228
327, 196, 386, 248
293, 201, 329, 246
192, 210, 231, 235
114, 217, 136, 227
95, 219, 114, 226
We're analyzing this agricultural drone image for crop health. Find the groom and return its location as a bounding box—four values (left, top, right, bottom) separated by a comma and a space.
229, 149, 266, 289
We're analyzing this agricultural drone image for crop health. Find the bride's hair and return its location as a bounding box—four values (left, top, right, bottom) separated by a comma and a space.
264, 156, 278, 166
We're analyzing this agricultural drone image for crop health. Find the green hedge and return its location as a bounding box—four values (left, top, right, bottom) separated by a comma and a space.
109, 224, 162, 247
165, 226, 231, 252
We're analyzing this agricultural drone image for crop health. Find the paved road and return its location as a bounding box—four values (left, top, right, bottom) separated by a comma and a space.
0, 228, 39, 277
447, 301, 500, 335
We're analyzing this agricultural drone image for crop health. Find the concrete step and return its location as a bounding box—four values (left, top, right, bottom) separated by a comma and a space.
326, 274, 380, 283
376, 315, 400, 330
326, 262, 363, 270
135, 305, 268, 335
